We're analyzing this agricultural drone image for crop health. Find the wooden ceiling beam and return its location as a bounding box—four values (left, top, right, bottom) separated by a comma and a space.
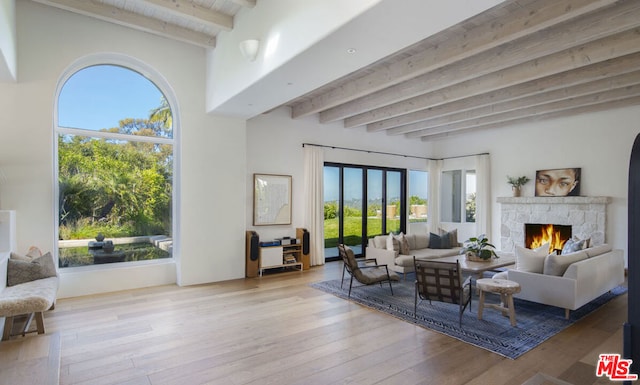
31, 0, 217, 48
143, 0, 233, 31
384, 69, 640, 135
290, 0, 620, 119
367, 53, 640, 133
328, 1, 640, 126
408, 85, 640, 138
343, 27, 640, 129
232, 0, 256, 8
420, 96, 640, 141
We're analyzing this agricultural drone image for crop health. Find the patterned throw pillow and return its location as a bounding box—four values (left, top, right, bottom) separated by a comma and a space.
438, 228, 458, 247
397, 233, 410, 255
561, 238, 588, 254
7, 252, 57, 286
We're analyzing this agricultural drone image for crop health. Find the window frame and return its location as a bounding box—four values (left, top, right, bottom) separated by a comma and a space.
440, 168, 476, 224
53, 53, 180, 270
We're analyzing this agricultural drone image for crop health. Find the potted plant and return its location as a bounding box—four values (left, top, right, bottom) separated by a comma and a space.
507, 175, 530, 197
460, 234, 498, 262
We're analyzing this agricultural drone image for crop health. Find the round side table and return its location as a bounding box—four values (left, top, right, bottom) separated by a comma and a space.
476, 278, 521, 327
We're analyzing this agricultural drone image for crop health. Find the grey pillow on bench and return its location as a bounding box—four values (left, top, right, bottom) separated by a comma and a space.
7, 252, 57, 287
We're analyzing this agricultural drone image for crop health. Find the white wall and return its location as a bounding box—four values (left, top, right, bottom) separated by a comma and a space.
0, 1, 247, 297
423, 106, 640, 263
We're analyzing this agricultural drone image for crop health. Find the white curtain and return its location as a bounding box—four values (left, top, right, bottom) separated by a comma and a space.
475, 154, 491, 239
303, 145, 325, 266
427, 159, 442, 234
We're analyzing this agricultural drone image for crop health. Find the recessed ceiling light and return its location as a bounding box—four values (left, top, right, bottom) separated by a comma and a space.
347, 48, 357, 54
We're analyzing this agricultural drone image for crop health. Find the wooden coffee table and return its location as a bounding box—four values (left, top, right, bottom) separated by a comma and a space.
429, 253, 515, 280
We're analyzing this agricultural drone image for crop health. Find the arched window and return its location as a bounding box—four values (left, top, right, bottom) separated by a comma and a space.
55, 60, 176, 268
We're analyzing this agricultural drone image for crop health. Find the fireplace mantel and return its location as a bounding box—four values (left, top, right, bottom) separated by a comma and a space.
497, 196, 611, 205
497, 196, 610, 252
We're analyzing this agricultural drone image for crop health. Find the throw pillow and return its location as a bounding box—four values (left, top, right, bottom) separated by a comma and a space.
515, 243, 550, 273
26, 246, 43, 258
438, 228, 458, 247
10, 252, 32, 262
543, 250, 589, 276
7, 252, 57, 286
561, 238, 588, 254
373, 236, 386, 249
429, 232, 451, 249
397, 233, 410, 255
386, 233, 400, 253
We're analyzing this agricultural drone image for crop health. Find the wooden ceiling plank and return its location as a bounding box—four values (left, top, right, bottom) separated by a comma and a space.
231, 0, 256, 8
343, 27, 640, 128
367, 52, 640, 133
408, 84, 640, 138
420, 96, 640, 141
384, 70, 640, 135
143, 0, 233, 31
31, 0, 216, 47
291, 0, 620, 119
325, 1, 640, 125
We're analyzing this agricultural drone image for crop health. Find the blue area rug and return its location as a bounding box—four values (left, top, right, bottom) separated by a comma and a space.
310, 276, 626, 359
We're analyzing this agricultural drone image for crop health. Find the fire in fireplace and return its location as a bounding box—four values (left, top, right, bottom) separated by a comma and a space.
525, 224, 572, 254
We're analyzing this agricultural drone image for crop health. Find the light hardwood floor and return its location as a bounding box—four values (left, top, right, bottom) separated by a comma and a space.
37, 262, 626, 385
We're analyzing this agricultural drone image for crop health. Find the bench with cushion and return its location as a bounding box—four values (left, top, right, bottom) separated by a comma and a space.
0, 248, 59, 340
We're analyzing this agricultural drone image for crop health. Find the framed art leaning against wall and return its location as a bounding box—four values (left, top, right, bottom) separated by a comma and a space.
535, 168, 581, 197
253, 174, 292, 225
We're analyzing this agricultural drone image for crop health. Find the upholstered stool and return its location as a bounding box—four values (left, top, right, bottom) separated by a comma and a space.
476, 278, 521, 327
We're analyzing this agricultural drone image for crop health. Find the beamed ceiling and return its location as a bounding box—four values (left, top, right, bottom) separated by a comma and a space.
283, 0, 640, 141
32, 0, 640, 141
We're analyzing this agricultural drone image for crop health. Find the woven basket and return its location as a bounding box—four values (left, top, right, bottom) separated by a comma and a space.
465, 251, 490, 262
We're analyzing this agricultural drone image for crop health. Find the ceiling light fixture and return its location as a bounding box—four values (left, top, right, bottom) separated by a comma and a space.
346, 48, 357, 54
239, 39, 260, 62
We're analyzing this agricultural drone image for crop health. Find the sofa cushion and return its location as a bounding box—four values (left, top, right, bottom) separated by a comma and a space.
515, 243, 550, 273
395, 247, 461, 267
429, 232, 451, 249
7, 252, 57, 287
372, 235, 387, 249
405, 234, 416, 250
543, 250, 589, 276
585, 243, 612, 257
414, 234, 429, 249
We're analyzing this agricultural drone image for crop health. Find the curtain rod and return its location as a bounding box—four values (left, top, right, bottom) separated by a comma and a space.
301, 143, 488, 161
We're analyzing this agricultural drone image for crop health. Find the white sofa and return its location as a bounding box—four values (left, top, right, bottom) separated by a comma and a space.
366, 233, 462, 275
493, 244, 625, 319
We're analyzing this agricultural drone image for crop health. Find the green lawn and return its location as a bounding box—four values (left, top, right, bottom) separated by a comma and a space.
324, 216, 400, 247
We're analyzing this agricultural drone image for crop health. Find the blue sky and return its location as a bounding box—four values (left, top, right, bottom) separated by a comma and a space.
58, 65, 164, 131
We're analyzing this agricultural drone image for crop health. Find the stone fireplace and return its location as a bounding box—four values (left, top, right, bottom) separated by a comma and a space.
497, 196, 610, 252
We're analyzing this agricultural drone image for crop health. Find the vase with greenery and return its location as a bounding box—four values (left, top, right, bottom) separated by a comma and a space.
507, 175, 530, 197
460, 234, 498, 261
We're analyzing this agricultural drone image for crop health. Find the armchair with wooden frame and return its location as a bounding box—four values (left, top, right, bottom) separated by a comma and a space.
413, 257, 472, 327
338, 244, 399, 297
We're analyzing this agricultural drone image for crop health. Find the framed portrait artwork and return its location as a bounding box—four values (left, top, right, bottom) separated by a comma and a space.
535, 168, 581, 197
253, 174, 292, 225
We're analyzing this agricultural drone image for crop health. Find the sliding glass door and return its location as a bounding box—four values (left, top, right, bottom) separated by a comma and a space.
324, 163, 405, 259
